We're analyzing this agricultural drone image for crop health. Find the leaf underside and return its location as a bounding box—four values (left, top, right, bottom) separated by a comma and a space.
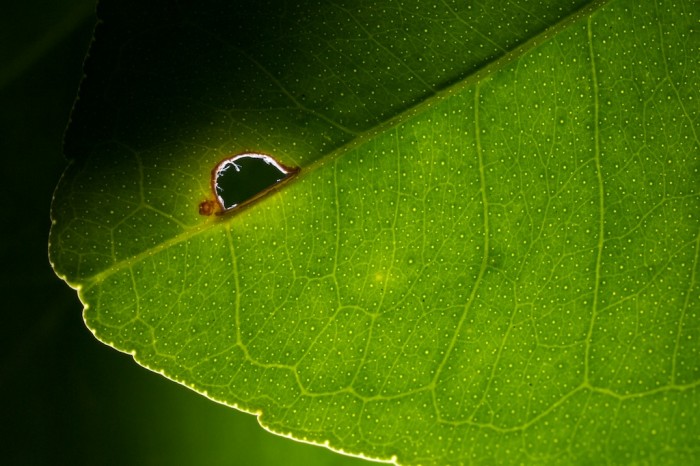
50, 0, 699, 464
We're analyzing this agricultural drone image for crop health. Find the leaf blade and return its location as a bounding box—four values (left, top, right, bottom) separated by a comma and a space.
50, 0, 700, 464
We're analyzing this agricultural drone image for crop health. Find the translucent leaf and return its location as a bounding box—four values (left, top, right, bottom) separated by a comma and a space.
50, 0, 700, 464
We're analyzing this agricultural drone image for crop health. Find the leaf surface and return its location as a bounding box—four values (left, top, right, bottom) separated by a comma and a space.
50, 0, 700, 464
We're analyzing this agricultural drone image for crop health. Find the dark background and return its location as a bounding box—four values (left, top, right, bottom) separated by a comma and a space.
0, 2, 367, 464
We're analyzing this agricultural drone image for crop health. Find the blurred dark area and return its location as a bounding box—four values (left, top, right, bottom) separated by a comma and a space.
0, 2, 367, 465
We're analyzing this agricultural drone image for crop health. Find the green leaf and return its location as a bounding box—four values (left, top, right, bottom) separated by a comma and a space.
50, 0, 700, 464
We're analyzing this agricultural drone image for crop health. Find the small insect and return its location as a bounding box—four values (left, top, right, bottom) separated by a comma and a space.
198, 199, 216, 216
198, 152, 299, 216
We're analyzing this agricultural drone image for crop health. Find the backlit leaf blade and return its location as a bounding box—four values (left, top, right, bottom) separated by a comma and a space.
49, 0, 699, 464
